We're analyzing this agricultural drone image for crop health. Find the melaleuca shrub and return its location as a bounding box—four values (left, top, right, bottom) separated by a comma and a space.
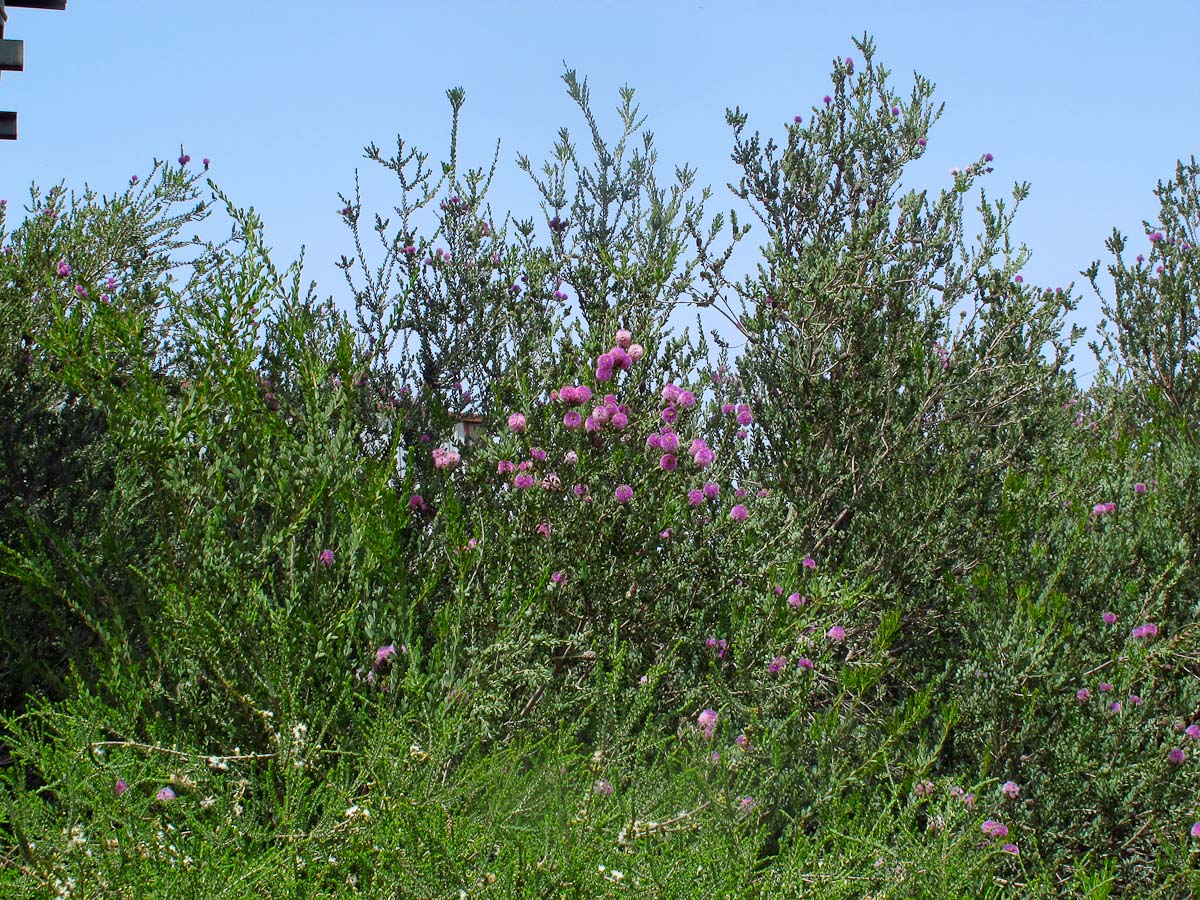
0, 166, 212, 713
337, 73, 736, 482
336, 86, 567, 474
432, 322, 761, 731
0, 171, 441, 770
1085, 158, 1200, 620
935, 388, 1200, 890
711, 36, 1079, 648
1088, 156, 1200, 427
331, 76, 762, 730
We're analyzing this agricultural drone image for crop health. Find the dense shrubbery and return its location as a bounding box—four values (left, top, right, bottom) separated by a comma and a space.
2, 36, 1199, 898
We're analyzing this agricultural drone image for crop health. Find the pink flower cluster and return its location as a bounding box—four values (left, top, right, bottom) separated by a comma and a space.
689, 438, 715, 468
1131, 622, 1159, 640
1092, 501, 1116, 516
595, 328, 644, 382
981, 819, 1009, 839
586, 394, 631, 432
982, 818, 1019, 855
432, 447, 461, 470
555, 383, 594, 406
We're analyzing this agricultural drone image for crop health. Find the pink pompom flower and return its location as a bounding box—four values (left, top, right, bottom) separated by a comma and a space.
981, 819, 1008, 839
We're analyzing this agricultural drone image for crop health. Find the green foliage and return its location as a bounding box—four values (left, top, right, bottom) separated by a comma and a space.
720, 37, 1079, 626
3, 38, 1200, 898
1089, 156, 1200, 429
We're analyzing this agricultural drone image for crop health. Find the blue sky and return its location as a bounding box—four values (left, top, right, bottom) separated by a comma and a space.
2, 0, 1197, 381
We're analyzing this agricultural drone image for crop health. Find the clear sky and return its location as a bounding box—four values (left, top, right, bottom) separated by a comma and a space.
2, 0, 1197, 382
